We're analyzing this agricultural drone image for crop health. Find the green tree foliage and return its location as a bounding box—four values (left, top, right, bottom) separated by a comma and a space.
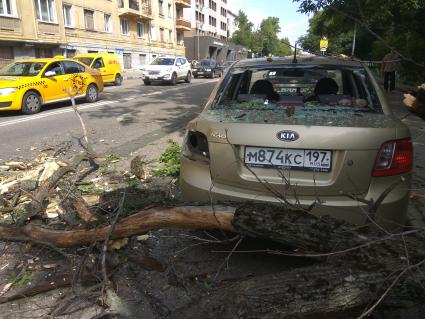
229, 10, 254, 48
230, 12, 293, 57
294, 0, 425, 82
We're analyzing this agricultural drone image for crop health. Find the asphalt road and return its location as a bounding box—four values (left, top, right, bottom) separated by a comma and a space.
0, 78, 217, 160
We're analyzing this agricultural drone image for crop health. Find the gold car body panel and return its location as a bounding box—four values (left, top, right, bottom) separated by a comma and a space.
180, 56, 412, 227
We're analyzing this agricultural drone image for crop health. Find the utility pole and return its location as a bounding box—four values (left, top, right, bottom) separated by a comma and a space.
351, 23, 357, 57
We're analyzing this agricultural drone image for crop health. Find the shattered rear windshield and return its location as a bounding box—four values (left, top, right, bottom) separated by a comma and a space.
213, 64, 382, 112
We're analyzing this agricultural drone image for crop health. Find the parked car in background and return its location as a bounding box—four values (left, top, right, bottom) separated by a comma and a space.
180, 56, 412, 229
141, 56, 192, 85
74, 53, 123, 86
0, 58, 103, 114
192, 59, 224, 78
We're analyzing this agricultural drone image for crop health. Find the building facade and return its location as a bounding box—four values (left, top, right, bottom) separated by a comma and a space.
182, 0, 245, 61
0, 0, 191, 69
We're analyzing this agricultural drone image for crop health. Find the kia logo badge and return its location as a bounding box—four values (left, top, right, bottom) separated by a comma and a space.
276, 130, 299, 142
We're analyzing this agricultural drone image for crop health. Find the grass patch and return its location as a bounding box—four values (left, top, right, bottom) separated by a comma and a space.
77, 183, 103, 195
8, 270, 32, 288
152, 140, 181, 177
99, 154, 122, 175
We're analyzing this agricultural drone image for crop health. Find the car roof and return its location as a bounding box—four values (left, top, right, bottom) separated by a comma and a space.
234, 55, 364, 68
158, 55, 185, 58
12, 58, 67, 63
74, 53, 117, 57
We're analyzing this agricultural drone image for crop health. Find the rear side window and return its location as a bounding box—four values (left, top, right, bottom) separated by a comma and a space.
215, 65, 382, 112
44, 62, 64, 76
92, 58, 105, 68
62, 61, 85, 74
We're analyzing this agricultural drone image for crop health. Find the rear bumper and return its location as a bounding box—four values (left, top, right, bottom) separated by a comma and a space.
180, 156, 410, 228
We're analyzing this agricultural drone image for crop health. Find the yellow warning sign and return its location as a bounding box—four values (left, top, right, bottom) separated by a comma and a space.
320, 39, 328, 49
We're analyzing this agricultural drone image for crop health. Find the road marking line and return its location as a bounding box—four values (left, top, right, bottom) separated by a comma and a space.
124, 97, 135, 101
0, 80, 217, 128
0, 100, 117, 128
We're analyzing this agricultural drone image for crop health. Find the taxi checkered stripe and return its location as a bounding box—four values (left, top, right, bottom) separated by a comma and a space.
17, 81, 46, 90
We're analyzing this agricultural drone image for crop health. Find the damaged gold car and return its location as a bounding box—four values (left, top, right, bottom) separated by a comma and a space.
180, 56, 412, 228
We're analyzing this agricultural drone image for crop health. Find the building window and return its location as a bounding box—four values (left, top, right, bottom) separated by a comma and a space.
84, 9, 95, 30
139, 54, 147, 65
137, 22, 145, 38
208, 0, 216, 11
195, 11, 204, 23
158, 0, 163, 16
160, 27, 164, 42
104, 13, 112, 32
0, 0, 17, 16
120, 18, 129, 35
209, 16, 216, 27
63, 4, 72, 27
168, 3, 172, 18
35, 0, 56, 23
220, 7, 226, 17
168, 29, 172, 42
220, 21, 226, 30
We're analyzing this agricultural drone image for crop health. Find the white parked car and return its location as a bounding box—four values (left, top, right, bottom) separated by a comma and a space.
141, 56, 192, 85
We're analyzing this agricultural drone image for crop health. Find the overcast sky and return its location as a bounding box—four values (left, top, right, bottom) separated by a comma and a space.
229, 0, 311, 46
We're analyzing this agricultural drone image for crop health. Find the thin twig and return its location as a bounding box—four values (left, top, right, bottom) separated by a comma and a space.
101, 192, 126, 284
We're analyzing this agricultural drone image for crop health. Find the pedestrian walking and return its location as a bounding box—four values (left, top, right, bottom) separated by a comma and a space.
381, 48, 400, 93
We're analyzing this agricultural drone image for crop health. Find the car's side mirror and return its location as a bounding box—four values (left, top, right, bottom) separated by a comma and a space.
176, 62, 182, 67
44, 71, 56, 77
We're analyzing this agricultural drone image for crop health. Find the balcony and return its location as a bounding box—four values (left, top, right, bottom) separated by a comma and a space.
118, 0, 153, 20
175, 0, 191, 8
176, 18, 191, 31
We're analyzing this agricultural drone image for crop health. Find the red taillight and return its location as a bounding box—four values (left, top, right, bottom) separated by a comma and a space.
372, 138, 413, 177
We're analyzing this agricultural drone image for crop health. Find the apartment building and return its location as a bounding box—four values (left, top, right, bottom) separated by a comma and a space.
182, 0, 245, 61
0, 0, 191, 69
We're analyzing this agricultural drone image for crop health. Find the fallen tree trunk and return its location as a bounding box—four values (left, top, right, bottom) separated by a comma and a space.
1, 203, 424, 318
0, 206, 236, 247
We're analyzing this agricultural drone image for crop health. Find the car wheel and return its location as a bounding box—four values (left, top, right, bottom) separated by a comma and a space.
144, 80, 151, 85
114, 75, 123, 86
85, 84, 99, 103
171, 72, 177, 86
185, 72, 192, 83
21, 91, 42, 114
194, 75, 198, 79
219, 71, 223, 78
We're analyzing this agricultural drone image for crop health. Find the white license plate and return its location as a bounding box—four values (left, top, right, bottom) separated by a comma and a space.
244, 146, 332, 172
198, 72, 204, 74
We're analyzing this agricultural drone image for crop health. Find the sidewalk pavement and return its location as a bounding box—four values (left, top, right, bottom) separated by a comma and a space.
386, 91, 425, 227
123, 69, 143, 80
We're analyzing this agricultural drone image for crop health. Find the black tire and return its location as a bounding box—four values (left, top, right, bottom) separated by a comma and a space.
21, 91, 42, 114
144, 80, 151, 86
85, 84, 99, 103
171, 72, 177, 86
219, 71, 223, 78
114, 74, 123, 86
194, 74, 198, 79
185, 72, 192, 83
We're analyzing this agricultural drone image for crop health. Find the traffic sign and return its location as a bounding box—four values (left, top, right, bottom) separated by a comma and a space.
320, 39, 328, 49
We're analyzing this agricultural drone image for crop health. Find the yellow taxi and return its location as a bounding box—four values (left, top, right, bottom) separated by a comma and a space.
0, 58, 104, 114
74, 53, 123, 86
